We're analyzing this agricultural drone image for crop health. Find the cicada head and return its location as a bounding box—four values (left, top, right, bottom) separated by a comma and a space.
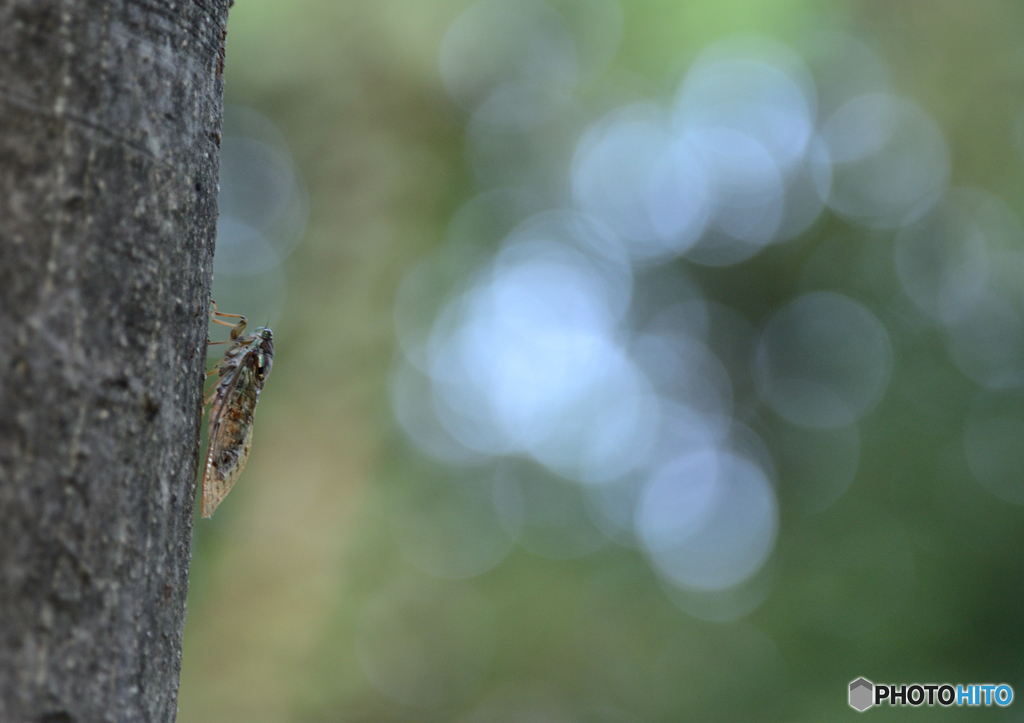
255, 327, 274, 380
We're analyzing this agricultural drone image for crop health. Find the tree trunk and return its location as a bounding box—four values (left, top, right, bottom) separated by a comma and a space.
0, 1, 230, 719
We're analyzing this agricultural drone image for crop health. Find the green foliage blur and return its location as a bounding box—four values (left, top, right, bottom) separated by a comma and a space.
180, 1, 1024, 721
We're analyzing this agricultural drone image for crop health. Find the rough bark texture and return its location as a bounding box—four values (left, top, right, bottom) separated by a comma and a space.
0, 1, 230, 720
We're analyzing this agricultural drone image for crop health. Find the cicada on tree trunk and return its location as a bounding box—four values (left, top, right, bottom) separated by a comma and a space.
200, 303, 274, 517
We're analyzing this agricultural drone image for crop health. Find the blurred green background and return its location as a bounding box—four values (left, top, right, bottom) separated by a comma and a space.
179, 1, 1024, 721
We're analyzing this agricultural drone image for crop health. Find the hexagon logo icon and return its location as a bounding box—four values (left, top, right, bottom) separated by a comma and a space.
849, 678, 874, 711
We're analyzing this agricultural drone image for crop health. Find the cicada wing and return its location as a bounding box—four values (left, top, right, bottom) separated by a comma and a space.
202, 424, 254, 517
201, 361, 260, 518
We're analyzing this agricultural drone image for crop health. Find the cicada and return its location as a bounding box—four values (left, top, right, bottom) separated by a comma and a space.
201, 303, 274, 518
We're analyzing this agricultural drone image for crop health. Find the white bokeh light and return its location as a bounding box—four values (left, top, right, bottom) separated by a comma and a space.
424, 217, 659, 482
390, 357, 488, 465
632, 335, 733, 431
895, 188, 1004, 323
944, 291, 1024, 389
637, 449, 778, 591
572, 104, 712, 261
505, 210, 633, 321
754, 292, 893, 428
672, 38, 823, 263
439, 0, 579, 110
681, 126, 785, 265
802, 30, 892, 121
391, 22, 981, 627
465, 82, 584, 192
674, 40, 816, 175
215, 120, 308, 277
817, 94, 949, 228
212, 107, 304, 327
767, 418, 860, 515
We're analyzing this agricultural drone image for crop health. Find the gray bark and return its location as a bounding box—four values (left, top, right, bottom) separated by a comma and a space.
0, 1, 230, 720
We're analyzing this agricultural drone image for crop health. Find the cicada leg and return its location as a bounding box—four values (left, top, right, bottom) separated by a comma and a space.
209, 300, 247, 339
201, 350, 230, 406
202, 364, 227, 409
